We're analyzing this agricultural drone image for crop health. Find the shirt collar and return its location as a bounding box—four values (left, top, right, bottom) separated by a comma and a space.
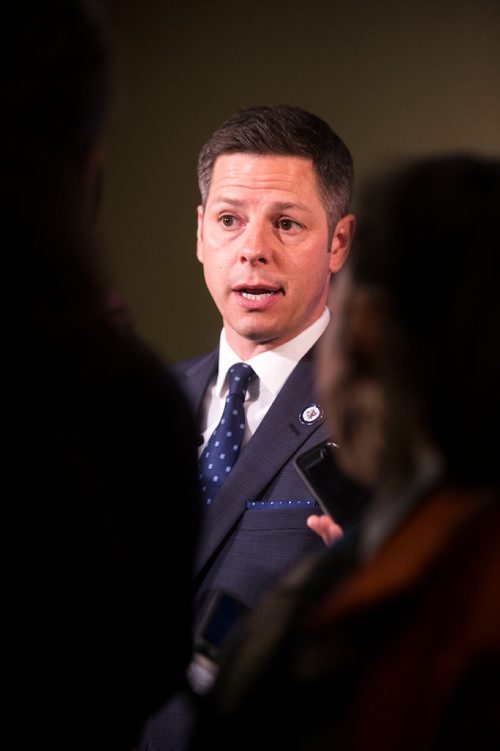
216, 308, 330, 397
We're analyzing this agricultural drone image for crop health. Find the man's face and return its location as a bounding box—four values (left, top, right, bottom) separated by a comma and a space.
197, 153, 354, 358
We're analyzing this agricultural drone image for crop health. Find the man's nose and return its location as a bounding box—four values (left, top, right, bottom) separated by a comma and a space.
239, 221, 273, 264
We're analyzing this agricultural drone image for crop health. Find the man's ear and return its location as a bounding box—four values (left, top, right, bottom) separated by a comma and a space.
196, 205, 204, 263
329, 213, 356, 273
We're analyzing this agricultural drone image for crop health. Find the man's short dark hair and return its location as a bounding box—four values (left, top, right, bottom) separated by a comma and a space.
197, 105, 354, 231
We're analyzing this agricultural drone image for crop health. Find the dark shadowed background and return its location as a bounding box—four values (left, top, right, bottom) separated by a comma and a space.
98, 0, 500, 362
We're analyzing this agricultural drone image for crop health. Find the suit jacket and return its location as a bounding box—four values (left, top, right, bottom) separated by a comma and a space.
140, 336, 367, 750
191, 484, 500, 751
175, 339, 367, 622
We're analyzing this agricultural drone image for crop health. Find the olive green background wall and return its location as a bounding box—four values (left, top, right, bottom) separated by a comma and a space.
98, 0, 500, 363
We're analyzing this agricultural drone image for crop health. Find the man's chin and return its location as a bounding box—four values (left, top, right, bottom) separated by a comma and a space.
224, 320, 285, 353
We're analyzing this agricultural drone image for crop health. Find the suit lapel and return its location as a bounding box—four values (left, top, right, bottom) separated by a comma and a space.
175, 349, 219, 420
194, 347, 329, 576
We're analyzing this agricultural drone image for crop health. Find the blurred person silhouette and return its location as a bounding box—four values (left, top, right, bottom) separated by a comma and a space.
4, 1, 201, 749
189, 153, 500, 750
140, 104, 369, 751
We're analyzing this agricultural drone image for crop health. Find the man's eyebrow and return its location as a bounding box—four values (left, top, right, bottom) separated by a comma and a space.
210, 197, 309, 212
271, 201, 309, 212
211, 197, 244, 208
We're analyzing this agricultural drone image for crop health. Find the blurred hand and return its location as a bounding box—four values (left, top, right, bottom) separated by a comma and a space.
307, 513, 344, 546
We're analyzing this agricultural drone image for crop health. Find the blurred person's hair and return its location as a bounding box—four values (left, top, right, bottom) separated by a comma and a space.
351, 153, 500, 485
4, 0, 114, 329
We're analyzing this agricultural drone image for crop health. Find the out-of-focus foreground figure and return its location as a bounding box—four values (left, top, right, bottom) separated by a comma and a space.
4, 2, 201, 749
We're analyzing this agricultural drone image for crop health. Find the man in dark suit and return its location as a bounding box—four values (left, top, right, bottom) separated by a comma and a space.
189, 153, 500, 751
140, 104, 365, 751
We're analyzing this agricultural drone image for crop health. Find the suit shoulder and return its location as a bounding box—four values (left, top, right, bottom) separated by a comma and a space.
172, 349, 218, 379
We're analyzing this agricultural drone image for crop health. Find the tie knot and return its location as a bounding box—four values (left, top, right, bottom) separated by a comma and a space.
227, 362, 254, 397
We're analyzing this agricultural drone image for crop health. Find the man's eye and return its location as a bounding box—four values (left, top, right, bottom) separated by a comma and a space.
278, 218, 301, 232
220, 215, 235, 227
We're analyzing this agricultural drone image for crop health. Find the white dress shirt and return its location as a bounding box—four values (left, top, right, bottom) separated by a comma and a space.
198, 309, 330, 456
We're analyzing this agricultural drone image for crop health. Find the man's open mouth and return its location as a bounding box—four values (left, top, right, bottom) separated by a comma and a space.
240, 289, 280, 300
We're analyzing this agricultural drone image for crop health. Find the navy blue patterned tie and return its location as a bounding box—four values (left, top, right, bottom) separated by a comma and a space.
199, 362, 255, 505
